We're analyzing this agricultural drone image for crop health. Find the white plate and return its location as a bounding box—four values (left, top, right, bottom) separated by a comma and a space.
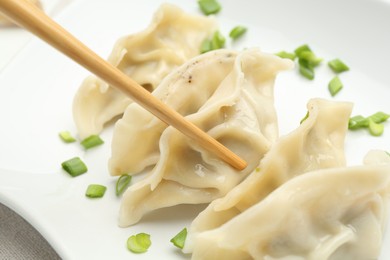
0, 0, 74, 71
0, 0, 389, 259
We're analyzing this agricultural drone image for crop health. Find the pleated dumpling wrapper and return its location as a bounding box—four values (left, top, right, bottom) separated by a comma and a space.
184, 98, 353, 253
188, 150, 390, 260
73, 3, 217, 139
113, 48, 294, 226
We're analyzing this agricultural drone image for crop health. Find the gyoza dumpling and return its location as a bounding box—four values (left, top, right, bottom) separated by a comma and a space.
189, 151, 390, 260
184, 98, 353, 251
115, 48, 294, 226
73, 3, 217, 138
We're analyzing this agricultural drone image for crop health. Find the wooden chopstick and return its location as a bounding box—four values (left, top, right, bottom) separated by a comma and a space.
0, 0, 247, 170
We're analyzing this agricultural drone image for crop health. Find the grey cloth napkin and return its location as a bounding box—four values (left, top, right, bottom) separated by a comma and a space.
0, 203, 61, 260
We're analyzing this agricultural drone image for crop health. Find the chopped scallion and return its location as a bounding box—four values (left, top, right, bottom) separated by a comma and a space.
59, 131, 76, 143
368, 118, 384, 136
275, 51, 296, 60
328, 59, 349, 73
328, 76, 343, 97
200, 39, 212, 53
211, 31, 225, 50
116, 174, 132, 196
294, 44, 322, 80
198, 0, 221, 15
229, 26, 247, 40
81, 135, 104, 149
200, 31, 225, 53
85, 184, 107, 198
348, 112, 388, 136
61, 157, 87, 177
127, 233, 152, 253
300, 111, 310, 124
170, 228, 187, 249
348, 115, 368, 130
298, 51, 322, 67
298, 59, 314, 80
294, 44, 311, 56
368, 111, 390, 124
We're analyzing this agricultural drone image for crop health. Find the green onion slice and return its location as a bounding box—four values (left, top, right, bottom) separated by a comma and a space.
299, 65, 314, 80
294, 44, 312, 56
348, 112, 389, 131
349, 112, 388, 136
61, 157, 87, 177
328, 76, 343, 97
300, 111, 310, 124
81, 135, 104, 149
85, 184, 107, 198
298, 59, 314, 80
59, 131, 76, 143
229, 26, 247, 40
200, 38, 212, 53
299, 51, 323, 67
116, 174, 132, 196
200, 31, 225, 53
368, 111, 390, 124
328, 59, 349, 73
348, 115, 368, 130
170, 228, 187, 249
198, 0, 221, 15
295, 44, 322, 78
211, 31, 225, 50
127, 233, 152, 253
368, 118, 384, 136
275, 51, 296, 60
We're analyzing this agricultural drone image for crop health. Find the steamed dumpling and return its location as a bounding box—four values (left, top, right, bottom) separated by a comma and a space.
189, 151, 390, 260
184, 98, 353, 251
73, 3, 217, 138
115, 48, 293, 226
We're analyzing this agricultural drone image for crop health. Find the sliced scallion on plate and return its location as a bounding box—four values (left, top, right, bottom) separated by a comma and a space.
198, 0, 221, 15
59, 131, 76, 143
61, 157, 87, 177
328, 76, 343, 96
127, 233, 152, 253
229, 26, 247, 40
116, 174, 132, 196
85, 184, 107, 198
328, 58, 349, 73
81, 135, 104, 149
170, 228, 187, 249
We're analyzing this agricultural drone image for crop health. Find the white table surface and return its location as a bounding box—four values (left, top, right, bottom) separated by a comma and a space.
1, 0, 390, 259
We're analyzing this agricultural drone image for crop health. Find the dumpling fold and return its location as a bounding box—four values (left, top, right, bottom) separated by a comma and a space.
115, 48, 293, 226
185, 98, 353, 251
185, 99, 390, 260
188, 151, 390, 260
73, 3, 217, 138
